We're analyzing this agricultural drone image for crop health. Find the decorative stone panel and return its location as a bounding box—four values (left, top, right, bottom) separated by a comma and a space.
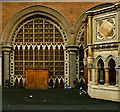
93, 13, 118, 44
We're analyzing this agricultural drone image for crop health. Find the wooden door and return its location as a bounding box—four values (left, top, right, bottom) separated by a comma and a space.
25, 69, 48, 89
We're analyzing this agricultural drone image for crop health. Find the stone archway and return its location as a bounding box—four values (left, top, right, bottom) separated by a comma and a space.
2, 5, 71, 88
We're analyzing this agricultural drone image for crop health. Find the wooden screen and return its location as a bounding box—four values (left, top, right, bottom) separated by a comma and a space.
26, 69, 49, 89
12, 16, 65, 87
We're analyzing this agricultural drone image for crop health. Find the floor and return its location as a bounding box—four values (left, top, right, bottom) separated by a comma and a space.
2, 88, 120, 111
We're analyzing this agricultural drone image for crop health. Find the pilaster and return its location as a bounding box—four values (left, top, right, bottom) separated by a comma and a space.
2, 45, 12, 87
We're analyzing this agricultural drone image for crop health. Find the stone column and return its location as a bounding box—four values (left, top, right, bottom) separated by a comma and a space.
2, 45, 12, 87
82, 19, 87, 66
67, 45, 78, 88
69, 51, 76, 88
86, 11, 94, 83
82, 19, 88, 91
0, 53, 2, 87
115, 67, 119, 87
88, 13, 93, 57
104, 68, 109, 85
88, 68, 91, 83
116, 56, 120, 88
95, 68, 99, 85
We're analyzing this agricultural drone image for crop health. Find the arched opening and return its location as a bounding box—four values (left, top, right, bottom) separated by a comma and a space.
60, 46, 64, 61
10, 14, 66, 88
45, 46, 49, 61
14, 46, 18, 60
108, 58, 116, 85
50, 46, 53, 61
24, 46, 28, 61
19, 46, 23, 60
49, 78, 53, 88
35, 46, 38, 61
98, 59, 105, 84
39, 46, 43, 61
14, 78, 18, 88
55, 78, 59, 88
79, 78, 85, 90
79, 44, 84, 77
20, 78, 23, 88
60, 78, 64, 88
55, 45, 59, 61
29, 46, 33, 61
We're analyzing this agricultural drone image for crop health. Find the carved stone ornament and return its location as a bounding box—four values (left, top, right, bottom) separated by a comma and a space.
70, 27, 75, 34
97, 17, 115, 40
87, 56, 94, 68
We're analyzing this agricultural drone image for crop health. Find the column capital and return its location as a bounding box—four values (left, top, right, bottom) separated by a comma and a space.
95, 67, 99, 71
66, 45, 79, 53
83, 58, 87, 66
115, 67, 120, 70
0, 53, 2, 57
2, 45, 12, 52
86, 11, 93, 17
82, 18, 88, 25
87, 56, 94, 69
104, 67, 109, 71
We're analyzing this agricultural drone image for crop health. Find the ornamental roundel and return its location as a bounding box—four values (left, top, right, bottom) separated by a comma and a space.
97, 17, 115, 40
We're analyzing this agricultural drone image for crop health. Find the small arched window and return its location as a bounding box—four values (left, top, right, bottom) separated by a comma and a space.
49, 78, 53, 88
14, 46, 18, 60
60, 46, 64, 61
14, 78, 18, 88
45, 46, 49, 61
34, 46, 38, 61
39, 46, 43, 61
29, 46, 33, 61
50, 46, 53, 61
55, 78, 59, 88
55, 45, 59, 61
108, 58, 116, 85
60, 78, 64, 88
19, 46, 23, 60
98, 59, 105, 85
25, 46, 28, 60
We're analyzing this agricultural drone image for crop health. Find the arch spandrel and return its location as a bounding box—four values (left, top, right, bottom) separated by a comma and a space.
74, 3, 115, 45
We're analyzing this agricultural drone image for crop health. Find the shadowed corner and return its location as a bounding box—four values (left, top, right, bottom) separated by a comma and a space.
0, 88, 2, 112
0, 1, 2, 112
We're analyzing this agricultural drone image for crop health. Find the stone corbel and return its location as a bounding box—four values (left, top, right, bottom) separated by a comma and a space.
69, 27, 75, 45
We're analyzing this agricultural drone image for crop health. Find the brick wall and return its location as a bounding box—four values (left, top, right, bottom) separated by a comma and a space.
2, 2, 103, 32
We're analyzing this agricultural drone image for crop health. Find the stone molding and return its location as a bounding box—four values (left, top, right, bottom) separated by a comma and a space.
86, 3, 120, 16
2, 45, 12, 52
66, 45, 79, 52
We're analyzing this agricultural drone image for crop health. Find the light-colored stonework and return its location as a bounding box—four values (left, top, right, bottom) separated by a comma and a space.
1, 1, 119, 102
86, 3, 120, 102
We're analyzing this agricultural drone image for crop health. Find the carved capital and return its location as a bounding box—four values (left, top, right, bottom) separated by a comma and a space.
87, 56, 94, 69
86, 11, 93, 17
83, 58, 87, 66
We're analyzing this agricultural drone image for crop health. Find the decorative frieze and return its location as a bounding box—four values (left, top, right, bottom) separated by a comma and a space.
92, 43, 118, 51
